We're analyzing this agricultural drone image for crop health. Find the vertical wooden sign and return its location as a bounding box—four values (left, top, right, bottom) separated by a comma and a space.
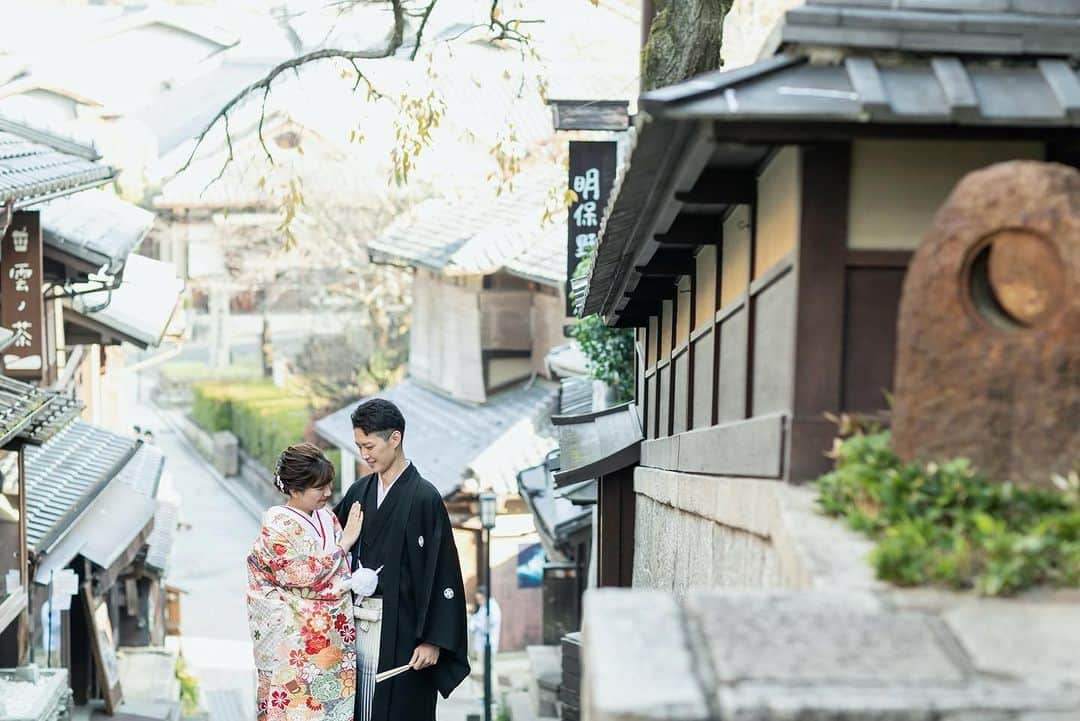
1, 211, 45, 379
567, 141, 617, 315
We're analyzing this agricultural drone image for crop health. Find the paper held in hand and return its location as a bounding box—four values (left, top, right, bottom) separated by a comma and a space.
375, 664, 412, 684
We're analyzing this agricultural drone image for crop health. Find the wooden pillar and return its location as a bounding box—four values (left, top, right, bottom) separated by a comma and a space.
596, 466, 636, 588
787, 144, 851, 482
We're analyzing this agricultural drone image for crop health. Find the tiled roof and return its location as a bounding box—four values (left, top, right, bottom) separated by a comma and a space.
24, 420, 137, 552
518, 451, 592, 556
0, 376, 83, 448
781, 1, 1080, 58
19, 392, 85, 446
368, 164, 566, 282
0, 376, 50, 448
552, 402, 643, 486
504, 220, 568, 287
315, 377, 559, 497
559, 376, 593, 416
41, 190, 154, 275
114, 443, 166, 498
0, 121, 115, 208
112, 444, 173, 572
642, 55, 1080, 127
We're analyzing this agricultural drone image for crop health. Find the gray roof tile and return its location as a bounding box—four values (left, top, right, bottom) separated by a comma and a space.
368, 164, 565, 283
24, 420, 137, 552
560, 376, 594, 416
0, 376, 50, 447
0, 127, 115, 208
517, 451, 591, 553
788, 1, 1080, 55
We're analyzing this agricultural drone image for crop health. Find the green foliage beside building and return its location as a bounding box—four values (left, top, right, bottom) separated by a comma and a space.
817, 430, 1080, 597
569, 315, 635, 403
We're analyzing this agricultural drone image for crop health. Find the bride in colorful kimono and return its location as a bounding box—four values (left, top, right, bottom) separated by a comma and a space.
247, 443, 378, 721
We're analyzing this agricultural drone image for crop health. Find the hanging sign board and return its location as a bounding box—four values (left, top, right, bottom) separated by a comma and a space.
1, 211, 46, 379
566, 141, 617, 315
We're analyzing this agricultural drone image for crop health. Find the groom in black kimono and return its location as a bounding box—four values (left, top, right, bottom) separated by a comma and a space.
334, 398, 470, 721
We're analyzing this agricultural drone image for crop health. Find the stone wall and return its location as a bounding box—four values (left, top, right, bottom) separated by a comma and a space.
633, 469, 785, 592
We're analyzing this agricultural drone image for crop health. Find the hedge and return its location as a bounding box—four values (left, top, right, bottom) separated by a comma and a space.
191, 381, 343, 487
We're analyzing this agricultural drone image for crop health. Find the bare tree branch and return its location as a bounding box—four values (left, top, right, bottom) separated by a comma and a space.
177, 0, 407, 176
202, 113, 234, 196
258, 85, 274, 164
410, 0, 439, 61
178, 0, 542, 197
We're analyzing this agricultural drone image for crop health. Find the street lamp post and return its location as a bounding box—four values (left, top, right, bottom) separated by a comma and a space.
479, 491, 497, 721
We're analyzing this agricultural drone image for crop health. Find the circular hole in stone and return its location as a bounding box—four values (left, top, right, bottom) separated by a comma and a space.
968, 229, 1064, 330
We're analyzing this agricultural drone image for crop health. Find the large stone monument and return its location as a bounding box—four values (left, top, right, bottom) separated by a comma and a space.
893, 161, 1079, 488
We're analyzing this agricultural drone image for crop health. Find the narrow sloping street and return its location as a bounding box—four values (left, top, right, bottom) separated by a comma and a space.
130, 397, 259, 721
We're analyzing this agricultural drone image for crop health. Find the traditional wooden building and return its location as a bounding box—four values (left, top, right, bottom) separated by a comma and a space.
574, 0, 1080, 591
0, 118, 180, 718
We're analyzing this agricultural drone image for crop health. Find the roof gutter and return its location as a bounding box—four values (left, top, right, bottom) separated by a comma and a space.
15, 171, 120, 211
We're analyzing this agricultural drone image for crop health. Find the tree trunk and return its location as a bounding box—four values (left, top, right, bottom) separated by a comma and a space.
641, 0, 730, 91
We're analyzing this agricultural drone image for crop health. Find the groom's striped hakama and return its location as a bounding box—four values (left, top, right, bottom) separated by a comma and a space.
354, 597, 383, 721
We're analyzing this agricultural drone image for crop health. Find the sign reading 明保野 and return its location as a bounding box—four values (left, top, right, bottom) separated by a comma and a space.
567, 141, 617, 315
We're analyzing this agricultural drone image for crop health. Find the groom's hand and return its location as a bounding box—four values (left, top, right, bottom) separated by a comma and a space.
410, 642, 440, 670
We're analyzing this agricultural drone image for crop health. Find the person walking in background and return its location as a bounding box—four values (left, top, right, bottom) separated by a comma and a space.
468, 586, 501, 662
246, 443, 377, 721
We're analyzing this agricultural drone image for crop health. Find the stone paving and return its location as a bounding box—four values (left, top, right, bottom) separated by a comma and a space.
581, 485, 1080, 721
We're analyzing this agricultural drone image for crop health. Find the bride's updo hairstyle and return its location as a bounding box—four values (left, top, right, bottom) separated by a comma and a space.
274, 442, 335, 495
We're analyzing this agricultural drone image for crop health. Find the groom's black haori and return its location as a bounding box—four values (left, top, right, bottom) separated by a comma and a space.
335, 402, 469, 721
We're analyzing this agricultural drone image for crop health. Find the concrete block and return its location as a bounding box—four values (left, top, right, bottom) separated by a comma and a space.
686, 590, 965, 686
943, 600, 1080, 685
582, 589, 710, 721
212, 431, 239, 477
773, 486, 882, 592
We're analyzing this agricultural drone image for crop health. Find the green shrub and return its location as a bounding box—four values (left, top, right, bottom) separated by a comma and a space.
191, 381, 322, 473
191, 381, 284, 432
568, 314, 634, 402
816, 431, 1080, 596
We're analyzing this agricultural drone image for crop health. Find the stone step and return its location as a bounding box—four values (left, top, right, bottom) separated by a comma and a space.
505, 691, 535, 721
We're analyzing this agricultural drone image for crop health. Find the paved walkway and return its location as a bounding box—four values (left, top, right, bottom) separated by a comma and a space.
139, 401, 260, 721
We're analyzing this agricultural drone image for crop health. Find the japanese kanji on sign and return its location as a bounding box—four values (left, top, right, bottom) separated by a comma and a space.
1, 210, 45, 379
566, 140, 617, 315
